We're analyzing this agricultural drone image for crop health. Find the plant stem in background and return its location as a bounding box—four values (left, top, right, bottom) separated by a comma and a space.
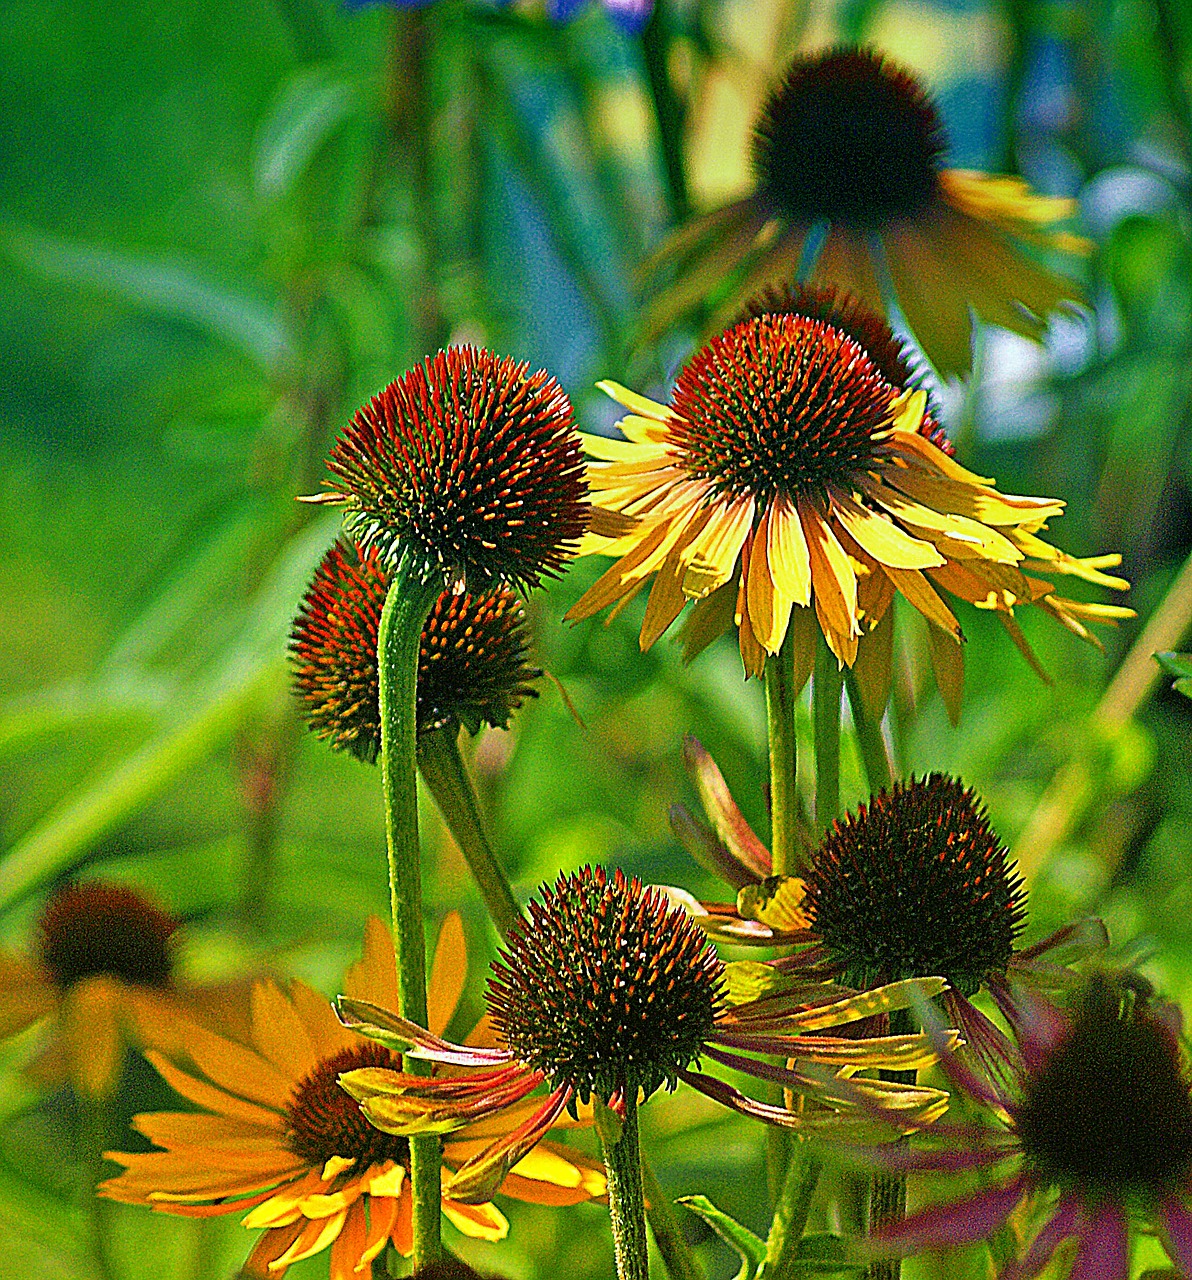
844, 669, 892, 794
603, 1093, 651, 1280
641, 0, 689, 225
417, 726, 521, 935
761, 1143, 823, 1280
766, 627, 800, 875
1013, 546, 1192, 879
814, 637, 843, 832
377, 563, 444, 1267
80, 1096, 116, 1280
641, 1158, 707, 1280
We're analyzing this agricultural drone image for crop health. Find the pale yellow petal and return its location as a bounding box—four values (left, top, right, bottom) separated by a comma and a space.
596, 380, 672, 421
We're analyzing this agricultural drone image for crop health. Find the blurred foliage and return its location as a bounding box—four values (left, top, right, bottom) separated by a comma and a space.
2, 0, 1192, 1275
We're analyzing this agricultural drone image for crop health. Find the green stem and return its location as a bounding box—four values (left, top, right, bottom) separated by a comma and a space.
417, 725, 520, 935
844, 670, 892, 794
761, 1144, 823, 1280
813, 636, 843, 831
641, 1157, 706, 1280
377, 563, 444, 1268
866, 1009, 914, 1280
765, 625, 799, 875
80, 1095, 116, 1280
640, 0, 689, 224
603, 1092, 650, 1280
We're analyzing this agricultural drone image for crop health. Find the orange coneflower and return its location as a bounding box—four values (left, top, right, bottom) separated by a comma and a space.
568, 293, 1131, 716
0, 881, 248, 1098
644, 46, 1089, 378
100, 915, 604, 1278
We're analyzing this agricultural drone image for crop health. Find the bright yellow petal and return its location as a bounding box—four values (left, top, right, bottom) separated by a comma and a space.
799, 499, 859, 661
426, 912, 467, 1039
882, 566, 962, 638
683, 496, 756, 599
746, 515, 794, 654
442, 1199, 509, 1241
595, 380, 672, 421
830, 489, 944, 570
768, 493, 812, 606
271, 1209, 347, 1267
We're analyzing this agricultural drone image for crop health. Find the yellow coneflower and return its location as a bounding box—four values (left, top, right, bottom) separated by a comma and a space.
0, 881, 247, 1098
100, 915, 603, 1278
643, 46, 1088, 378
567, 296, 1131, 717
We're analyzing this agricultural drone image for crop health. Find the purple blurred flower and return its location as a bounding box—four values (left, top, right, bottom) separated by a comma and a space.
342, 0, 654, 34
859, 976, 1192, 1280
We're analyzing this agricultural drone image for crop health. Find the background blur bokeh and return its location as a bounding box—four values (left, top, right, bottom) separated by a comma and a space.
2, 0, 1192, 1274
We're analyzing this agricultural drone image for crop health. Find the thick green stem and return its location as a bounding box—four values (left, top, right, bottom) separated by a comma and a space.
377, 564, 443, 1268
866, 1009, 914, 1280
765, 625, 799, 875
844, 670, 892, 795
641, 1157, 706, 1280
80, 1095, 115, 1280
603, 1092, 650, 1280
417, 726, 520, 935
641, 0, 688, 224
813, 637, 843, 831
761, 1144, 823, 1280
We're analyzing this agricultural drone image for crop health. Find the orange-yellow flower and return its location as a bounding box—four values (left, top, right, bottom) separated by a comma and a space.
643, 46, 1088, 378
568, 296, 1132, 718
99, 915, 604, 1278
0, 881, 247, 1098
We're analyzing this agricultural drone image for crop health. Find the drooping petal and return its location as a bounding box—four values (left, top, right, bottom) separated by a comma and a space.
1068, 1202, 1128, 1280
681, 736, 771, 878
1001, 1194, 1081, 1280
869, 1175, 1029, 1253
1158, 1196, 1192, 1275
334, 997, 512, 1066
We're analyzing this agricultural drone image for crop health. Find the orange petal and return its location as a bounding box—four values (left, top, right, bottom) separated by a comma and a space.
361, 1194, 399, 1267
251, 983, 316, 1081
390, 1187, 414, 1257
746, 514, 794, 654
329, 1199, 369, 1280
343, 916, 399, 1014
798, 499, 859, 663
145, 1052, 285, 1129
242, 1222, 305, 1279
426, 912, 467, 1038
62, 976, 121, 1098
925, 622, 965, 726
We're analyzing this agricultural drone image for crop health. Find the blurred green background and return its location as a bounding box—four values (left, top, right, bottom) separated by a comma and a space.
2, 0, 1192, 1274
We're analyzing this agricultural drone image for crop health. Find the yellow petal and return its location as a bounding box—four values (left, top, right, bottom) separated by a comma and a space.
367, 1162, 406, 1198
442, 1199, 509, 1241
925, 622, 964, 726
595, 380, 672, 421
799, 499, 859, 658
342, 917, 398, 1015
746, 515, 794, 654
62, 976, 121, 1098
767, 492, 812, 607
831, 489, 944, 570
682, 497, 756, 599
251, 983, 317, 1081
426, 912, 467, 1038
882, 566, 962, 638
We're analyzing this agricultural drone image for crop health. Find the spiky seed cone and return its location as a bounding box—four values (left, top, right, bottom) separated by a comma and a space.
319, 347, 589, 591
487, 867, 725, 1103
39, 882, 178, 990
803, 774, 1026, 996
289, 540, 541, 762
1018, 976, 1192, 1195
740, 283, 916, 389
287, 1042, 408, 1168
753, 46, 945, 227
669, 312, 896, 502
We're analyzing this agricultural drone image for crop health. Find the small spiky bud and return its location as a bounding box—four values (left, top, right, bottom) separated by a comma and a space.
669, 313, 898, 503
753, 47, 946, 228
487, 867, 725, 1103
39, 883, 177, 990
318, 347, 589, 591
289, 541, 541, 762
803, 774, 1026, 996
1018, 976, 1192, 1196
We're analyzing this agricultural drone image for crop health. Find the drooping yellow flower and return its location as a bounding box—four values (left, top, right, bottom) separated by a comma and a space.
100, 915, 603, 1279
0, 881, 249, 1098
568, 297, 1132, 719
643, 47, 1088, 378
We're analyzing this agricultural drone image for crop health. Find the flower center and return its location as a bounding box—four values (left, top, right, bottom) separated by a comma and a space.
802, 775, 1026, 996
486, 867, 725, 1103
753, 47, 945, 227
668, 314, 897, 504
286, 1043, 410, 1169
1017, 980, 1192, 1196
324, 347, 589, 592
38, 883, 177, 990
290, 540, 541, 761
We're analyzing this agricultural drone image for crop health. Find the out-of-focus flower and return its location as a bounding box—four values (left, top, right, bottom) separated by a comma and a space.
0, 882, 248, 1098
568, 293, 1131, 708
303, 347, 596, 594
290, 538, 541, 763
342, 0, 653, 37
100, 915, 604, 1277
672, 759, 1107, 1093
859, 976, 1192, 1280
338, 866, 955, 1204
643, 46, 1090, 378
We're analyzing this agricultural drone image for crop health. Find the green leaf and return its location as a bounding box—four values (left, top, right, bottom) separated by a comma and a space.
679, 1194, 766, 1280
1157, 651, 1192, 699
252, 65, 359, 202
0, 222, 290, 368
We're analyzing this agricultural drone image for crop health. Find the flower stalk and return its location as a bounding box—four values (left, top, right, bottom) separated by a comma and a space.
761, 1144, 823, 1280
603, 1092, 651, 1280
417, 726, 520, 935
866, 1008, 915, 1280
765, 626, 800, 875
377, 560, 444, 1267
814, 636, 843, 832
